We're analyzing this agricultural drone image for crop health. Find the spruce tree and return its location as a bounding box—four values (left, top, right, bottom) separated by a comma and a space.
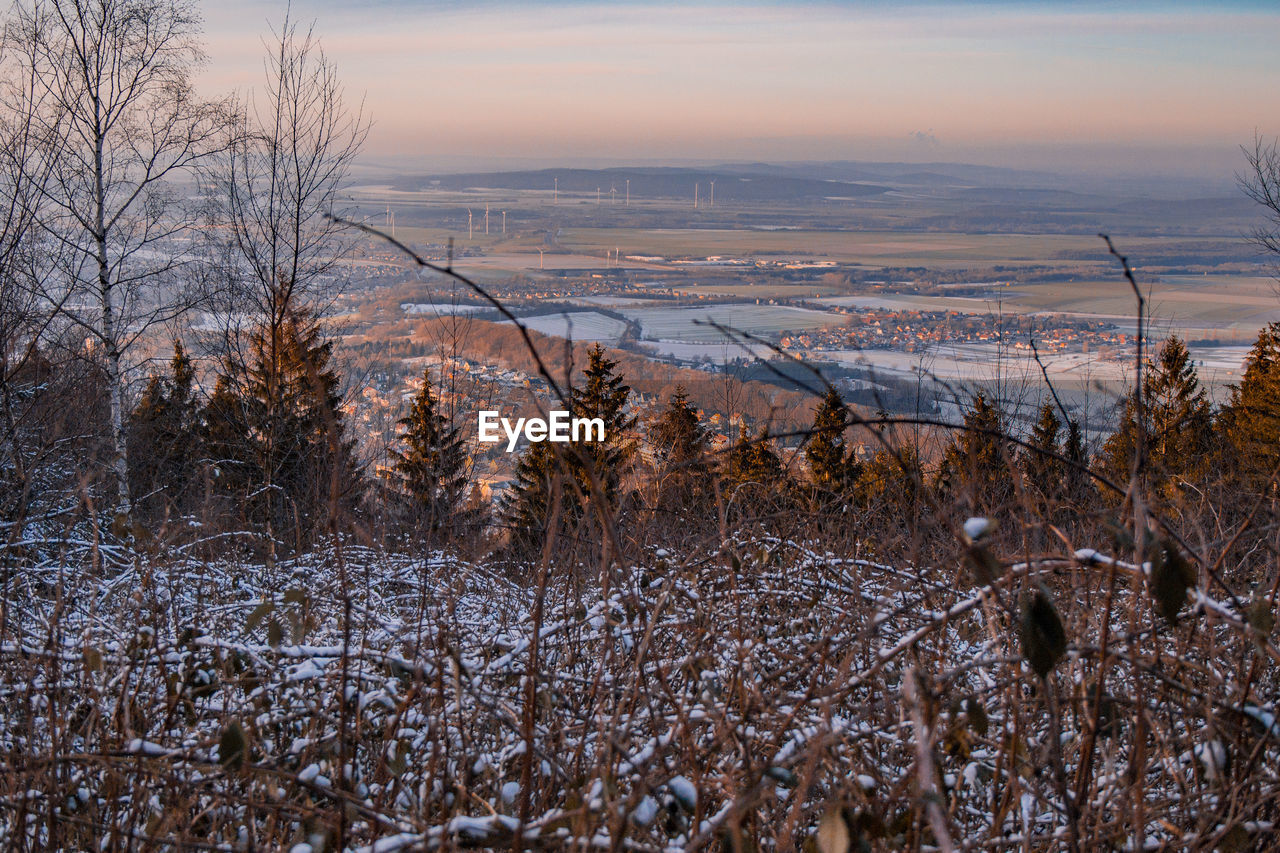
127, 340, 200, 522
724, 424, 787, 495
502, 439, 560, 551
502, 344, 636, 551
648, 386, 711, 512
650, 386, 707, 465
855, 443, 924, 517
569, 344, 637, 506
1021, 402, 1064, 511
391, 370, 469, 537
935, 393, 1011, 513
1100, 336, 1212, 502
1063, 417, 1091, 506
806, 387, 858, 498
1220, 323, 1280, 490
199, 372, 259, 508
205, 309, 362, 546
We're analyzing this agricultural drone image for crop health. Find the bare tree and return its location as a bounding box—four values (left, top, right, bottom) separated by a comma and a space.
0, 36, 71, 530
212, 15, 366, 328
1241, 134, 1280, 264
5, 0, 227, 520
202, 12, 367, 549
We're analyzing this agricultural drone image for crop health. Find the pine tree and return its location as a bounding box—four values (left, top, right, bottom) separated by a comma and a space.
502, 439, 560, 551
1100, 336, 1213, 502
1021, 402, 1064, 511
806, 387, 858, 498
205, 308, 362, 546
127, 340, 200, 522
648, 386, 711, 512
569, 344, 637, 507
724, 424, 787, 496
1220, 323, 1280, 490
502, 344, 636, 551
391, 370, 469, 537
935, 393, 1011, 513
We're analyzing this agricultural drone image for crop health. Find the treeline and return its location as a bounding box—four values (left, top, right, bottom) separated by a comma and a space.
465, 324, 1280, 575
410, 316, 824, 434
59, 315, 1277, 580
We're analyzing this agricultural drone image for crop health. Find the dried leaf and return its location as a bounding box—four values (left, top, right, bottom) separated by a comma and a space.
1248, 597, 1275, 636
1019, 585, 1066, 679
965, 544, 1000, 586
1150, 543, 1195, 623
245, 600, 274, 633
965, 696, 989, 737
815, 807, 851, 853
219, 721, 247, 770
1218, 824, 1250, 852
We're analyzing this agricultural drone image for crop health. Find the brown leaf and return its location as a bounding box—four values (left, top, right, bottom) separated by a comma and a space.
219, 720, 247, 770
815, 807, 851, 853
1019, 585, 1066, 679
1150, 542, 1195, 624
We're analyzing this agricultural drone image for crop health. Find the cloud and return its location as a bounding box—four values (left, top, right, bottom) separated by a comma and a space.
909, 130, 940, 149
196, 0, 1280, 166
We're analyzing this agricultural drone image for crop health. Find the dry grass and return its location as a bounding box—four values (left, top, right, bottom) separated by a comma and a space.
2, 493, 1278, 852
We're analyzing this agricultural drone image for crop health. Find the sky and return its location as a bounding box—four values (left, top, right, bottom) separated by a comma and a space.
197, 1, 1280, 178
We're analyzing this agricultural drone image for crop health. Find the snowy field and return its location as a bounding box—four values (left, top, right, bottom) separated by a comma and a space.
562, 295, 667, 307
618, 304, 842, 342
508, 310, 629, 343
401, 302, 491, 316
637, 339, 777, 363
808, 341, 1251, 385
3, 536, 1275, 849
812, 344, 1132, 382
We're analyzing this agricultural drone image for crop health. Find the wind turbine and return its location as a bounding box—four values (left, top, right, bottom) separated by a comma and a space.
710, 180, 715, 207
694, 183, 699, 208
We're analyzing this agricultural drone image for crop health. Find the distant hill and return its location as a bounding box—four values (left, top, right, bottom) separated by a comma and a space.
707, 160, 1067, 189
394, 167, 888, 203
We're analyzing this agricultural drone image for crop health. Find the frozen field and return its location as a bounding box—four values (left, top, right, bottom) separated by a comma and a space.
562, 295, 667, 307
618, 303, 842, 342
811, 341, 1250, 384
402, 302, 490, 315
637, 339, 776, 363
509, 311, 629, 343
813, 345, 1126, 382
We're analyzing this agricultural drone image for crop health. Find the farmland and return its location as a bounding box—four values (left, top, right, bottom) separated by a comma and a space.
555, 227, 1134, 266
346, 162, 1275, 420
616, 304, 844, 343
506, 311, 629, 344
